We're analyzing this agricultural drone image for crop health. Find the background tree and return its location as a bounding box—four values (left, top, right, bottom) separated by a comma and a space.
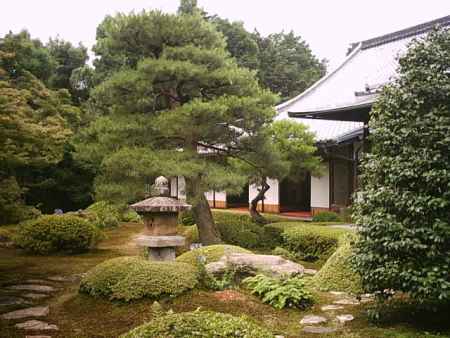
352, 29, 450, 303
78, 10, 277, 244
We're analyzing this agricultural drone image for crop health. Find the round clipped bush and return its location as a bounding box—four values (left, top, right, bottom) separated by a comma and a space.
79, 257, 198, 301
86, 201, 120, 228
281, 224, 350, 262
119, 311, 274, 338
312, 235, 362, 294
213, 212, 264, 248
312, 211, 341, 222
176, 244, 251, 265
14, 214, 101, 254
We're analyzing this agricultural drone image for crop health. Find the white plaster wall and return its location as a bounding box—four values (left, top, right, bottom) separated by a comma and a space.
204, 191, 226, 202
311, 162, 330, 208
170, 177, 178, 198
204, 191, 214, 201
177, 176, 186, 200
249, 178, 279, 205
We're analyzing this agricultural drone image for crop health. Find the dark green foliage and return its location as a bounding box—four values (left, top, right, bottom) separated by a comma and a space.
353, 29, 450, 303
244, 274, 314, 310
86, 201, 120, 228
272, 246, 297, 262
14, 214, 100, 254
281, 224, 349, 262
79, 257, 198, 302
119, 310, 274, 338
179, 209, 195, 226
312, 235, 362, 294
176, 244, 251, 266
121, 209, 141, 223
312, 211, 341, 222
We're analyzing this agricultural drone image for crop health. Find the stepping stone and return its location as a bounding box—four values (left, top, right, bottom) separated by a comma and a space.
1, 306, 49, 320
25, 279, 51, 284
22, 293, 50, 300
336, 314, 354, 323
48, 275, 74, 282
329, 291, 346, 296
302, 326, 337, 334
304, 268, 317, 275
334, 298, 360, 305
321, 304, 345, 311
15, 320, 58, 330
300, 315, 327, 325
7, 285, 56, 293
26, 336, 52, 338
0, 296, 29, 306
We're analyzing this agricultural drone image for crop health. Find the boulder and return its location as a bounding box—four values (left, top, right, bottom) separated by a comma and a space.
205, 253, 304, 277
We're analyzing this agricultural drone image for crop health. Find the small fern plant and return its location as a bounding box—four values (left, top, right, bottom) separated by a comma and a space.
243, 274, 314, 310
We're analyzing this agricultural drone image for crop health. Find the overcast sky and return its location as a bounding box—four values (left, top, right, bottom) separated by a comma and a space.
1, 0, 449, 69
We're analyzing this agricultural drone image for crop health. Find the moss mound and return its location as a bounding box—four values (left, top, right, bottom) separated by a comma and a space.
312, 235, 362, 294
176, 244, 251, 265
120, 311, 274, 338
79, 257, 198, 301
14, 214, 101, 254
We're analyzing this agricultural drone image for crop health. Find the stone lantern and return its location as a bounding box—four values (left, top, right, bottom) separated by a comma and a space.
130, 176, 191, 261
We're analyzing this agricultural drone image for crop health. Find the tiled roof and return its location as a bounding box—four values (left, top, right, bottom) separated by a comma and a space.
277, 15, 450, 117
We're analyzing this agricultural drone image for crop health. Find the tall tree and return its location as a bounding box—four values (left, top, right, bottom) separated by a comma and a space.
352, 29, 450, 303
79, 10, 277, 244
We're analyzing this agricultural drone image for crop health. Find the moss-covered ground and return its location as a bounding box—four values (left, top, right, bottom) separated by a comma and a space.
0, 221, 449, 338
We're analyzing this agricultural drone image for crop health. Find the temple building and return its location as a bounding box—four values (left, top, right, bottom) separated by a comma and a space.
171, 15, 450, 217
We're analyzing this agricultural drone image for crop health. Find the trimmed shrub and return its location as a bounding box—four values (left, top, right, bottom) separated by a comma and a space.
176, 244, 251, 266
79, 257, 198, 301
244, 274, 314, 310
121, 209, 141, 223
14, 214, 101, 254
263, 222, 302, 248
179, 209, 195, 226
86, 201, 120, 228
176, 224, 199, 254
272, 246, 297, 262
120, 311, 274, 338
312, 211, 340, 222
312, 235, 362, 294
281, 224, 350, 262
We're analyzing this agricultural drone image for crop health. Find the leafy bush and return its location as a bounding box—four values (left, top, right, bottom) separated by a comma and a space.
352, 29, 450, 303
312, 235, 362, 294
281, 224, 349, 262
312, 211, 340, 222
244, 274, 314, 310
176, 224, 199, 254
176, 244, 251, 266
121, 209, 141, 223
120, 310, 274, 338
86, 201, 120, 228
14, 214, 101, 254
179, 209, 195, 226
79, 257, 198, 301
272, 246, 297, 262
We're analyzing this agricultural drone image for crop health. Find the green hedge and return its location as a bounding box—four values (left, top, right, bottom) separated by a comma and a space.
79, 257, 198, 302
176, 244, 251, 266
120, 311, 274, 338
14, 214, 101, 254
312, 211, 341, 222
280, 224, 350, 262
312, 235, 362, 294
86, 201, 120, 228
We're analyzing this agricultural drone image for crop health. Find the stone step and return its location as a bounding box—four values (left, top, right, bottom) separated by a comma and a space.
7, 285, 56, 293
1, 306, 49, 320
16, 320, 58, 331
302, 326, 337, 334
300, 315, 327, 325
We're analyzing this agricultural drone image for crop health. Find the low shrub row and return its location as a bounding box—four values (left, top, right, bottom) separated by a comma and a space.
176, 244, 251, 265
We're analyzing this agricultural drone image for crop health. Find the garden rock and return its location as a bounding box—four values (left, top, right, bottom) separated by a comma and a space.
7, 285, 55, 293
15, 319, 58, 330
336, 314, 354, 323
22, 293, 50, 300
321, 304, 344, 311
1, 306, 49, 320
206, 253, 304, 277
333, 298, 360, 305
302, 326, 337, 334
300, 315, 327, 325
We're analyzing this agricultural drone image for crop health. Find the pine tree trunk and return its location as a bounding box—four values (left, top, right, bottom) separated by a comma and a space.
185, 176, 222, 245
249, 177, 269, 224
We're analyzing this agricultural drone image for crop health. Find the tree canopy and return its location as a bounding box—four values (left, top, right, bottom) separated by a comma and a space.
352, 28, 450, 303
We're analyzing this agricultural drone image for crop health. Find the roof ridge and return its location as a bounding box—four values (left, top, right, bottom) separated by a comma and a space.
357, 15, 450, 50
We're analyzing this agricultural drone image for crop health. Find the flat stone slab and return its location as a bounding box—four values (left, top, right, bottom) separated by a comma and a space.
26, 336, 52, 338
16, 320, 58, 331
48, 275, 78, 282
136, 235, 185, 248
334, 298, 360, 305
25, 279, 51, 284
207, 253, 304, 277
0, 296, 29, 306
329, 291, 346, 296
1, 306, 49, 320
302, 326, 337, 334
7, 285, 56, 293
304, 268, 317, 275
336, 314, 354, 323
22, 293, 50, 300
321, 305, 345, 311
300, 315, 327, 325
